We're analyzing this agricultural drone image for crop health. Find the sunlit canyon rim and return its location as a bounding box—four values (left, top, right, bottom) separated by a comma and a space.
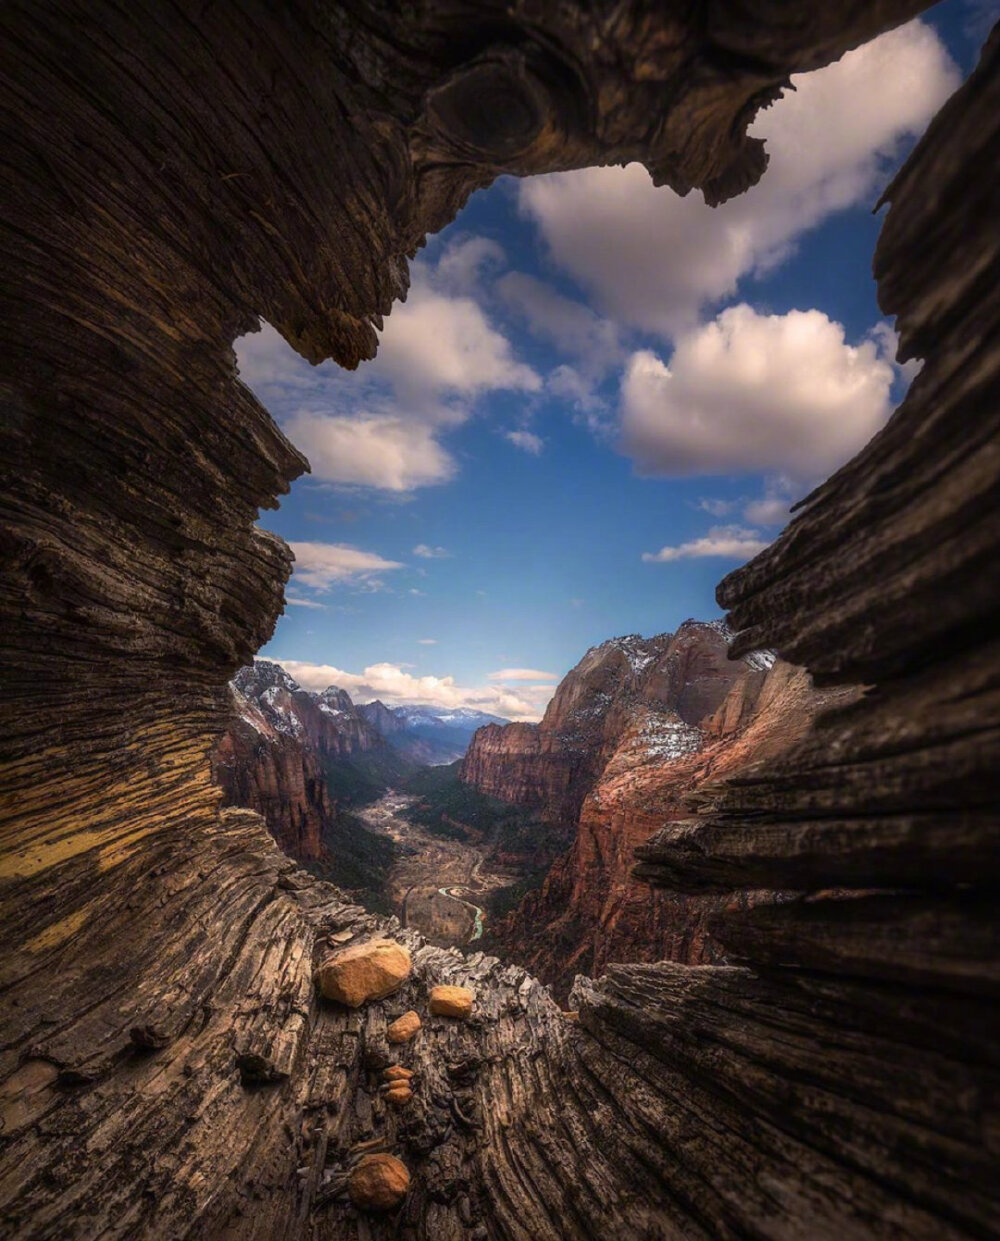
1, 3, 997, 1240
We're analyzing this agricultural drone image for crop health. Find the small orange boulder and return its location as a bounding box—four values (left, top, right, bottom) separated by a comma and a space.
347, 1153, 410, 1211
386, 1010, 421, 1044
315, 939, 411, 1008
383, 1084, 413, 1107
428, 984, 474, 1019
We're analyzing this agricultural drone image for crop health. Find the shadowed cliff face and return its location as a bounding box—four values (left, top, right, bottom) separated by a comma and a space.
2, 3, 997, 1240
214, 687, 335, 861
211, 663, 409, 910
212, 661, 384, 859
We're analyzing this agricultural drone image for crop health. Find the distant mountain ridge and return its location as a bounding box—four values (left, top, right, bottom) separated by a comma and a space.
358, 700, 507, 765
212, 661, 414, 908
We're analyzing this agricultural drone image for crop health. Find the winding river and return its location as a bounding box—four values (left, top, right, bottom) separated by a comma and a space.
438, 887, 485, 940
356, 790, 500, 947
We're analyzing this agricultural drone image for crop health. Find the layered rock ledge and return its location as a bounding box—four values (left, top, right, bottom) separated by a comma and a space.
1, 3, 997, 1239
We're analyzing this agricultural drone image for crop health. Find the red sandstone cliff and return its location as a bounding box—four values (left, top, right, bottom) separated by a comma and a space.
213, 688, 333, 860
464, 623, 846, 997
212, 661, 383, 859
461, 622, 768, 818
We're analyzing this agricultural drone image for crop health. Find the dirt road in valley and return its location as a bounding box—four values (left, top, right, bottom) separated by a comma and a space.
356, 790, 514, 948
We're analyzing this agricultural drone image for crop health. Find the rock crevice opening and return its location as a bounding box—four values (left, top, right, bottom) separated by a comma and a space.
1, 3, 996, 1238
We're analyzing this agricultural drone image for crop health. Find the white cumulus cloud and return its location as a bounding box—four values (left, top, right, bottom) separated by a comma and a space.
284, 412, 455, 491
272, 659, 554, 721
619, 305, 895, 478
504, 430, 544, 455
519, 21, 959, 336
287, 542, 404, 591
235, 235, 540, 492
375, 283, 541, 418
642, 526, 771, 564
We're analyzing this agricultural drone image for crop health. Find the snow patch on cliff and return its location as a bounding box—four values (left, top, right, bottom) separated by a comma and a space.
702, 619, 776, 671
637, 713, 703, 762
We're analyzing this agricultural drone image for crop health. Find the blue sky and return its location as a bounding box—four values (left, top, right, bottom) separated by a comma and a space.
238, 3, 989, 719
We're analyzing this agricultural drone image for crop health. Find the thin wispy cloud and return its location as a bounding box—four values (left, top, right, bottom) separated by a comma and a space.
642, 526, 771, 564
288, 542, 404, 590
434, 236, 506, 294
413, 544, 452, 559
488, 668, 560, 682
497, 271, 621, 375
742, 476, 801, 526
697, 498, 737, 518
504, 430, 544, 455
285, 595, 327, 609
696, 477, 802, 530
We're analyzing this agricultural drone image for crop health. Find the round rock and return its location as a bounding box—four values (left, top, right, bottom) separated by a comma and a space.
429, 984, 474, 1019
387, 1009, 421, 1044
315, 939, 411, 1008
348, 1153, 410, 1212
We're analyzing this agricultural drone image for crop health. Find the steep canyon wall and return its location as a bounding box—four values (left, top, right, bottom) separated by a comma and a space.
212, 661, 384, 860
463, 625, 849, 995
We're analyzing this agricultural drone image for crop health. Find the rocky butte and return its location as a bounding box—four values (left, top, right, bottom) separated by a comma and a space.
1, 3, 996, 1240
462, 621, 853, 997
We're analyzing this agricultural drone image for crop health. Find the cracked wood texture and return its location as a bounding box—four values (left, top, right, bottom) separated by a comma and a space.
1, 3, 996, 1240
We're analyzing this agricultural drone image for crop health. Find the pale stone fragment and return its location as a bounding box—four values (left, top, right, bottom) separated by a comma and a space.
315, 939, 411, 1008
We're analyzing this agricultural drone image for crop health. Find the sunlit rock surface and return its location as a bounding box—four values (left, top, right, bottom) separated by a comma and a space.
467, 633, 845, 996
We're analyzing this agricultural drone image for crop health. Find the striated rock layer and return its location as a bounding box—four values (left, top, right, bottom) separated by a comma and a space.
2, 4, 997, 1240
467, 625, 846, 995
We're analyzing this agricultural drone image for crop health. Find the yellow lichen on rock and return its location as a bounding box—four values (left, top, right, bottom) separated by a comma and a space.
315, 939, 411, 1008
